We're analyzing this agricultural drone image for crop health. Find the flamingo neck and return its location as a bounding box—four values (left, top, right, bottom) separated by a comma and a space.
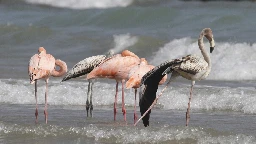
198, 32, 211, 69
52, 59, 67, 77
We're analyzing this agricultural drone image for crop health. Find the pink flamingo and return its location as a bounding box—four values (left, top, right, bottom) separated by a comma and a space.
125, 58, 167, 123
28, 47, 67, 124
86, 50, 141, 122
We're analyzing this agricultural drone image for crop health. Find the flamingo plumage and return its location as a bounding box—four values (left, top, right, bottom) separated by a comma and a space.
87, 50, 141, 122
28, 47, 67, 124
125, 58, 167, 123
136, 28, 215, 127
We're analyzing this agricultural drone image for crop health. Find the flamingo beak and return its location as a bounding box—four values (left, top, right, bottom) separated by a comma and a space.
30, 75, 35, 84
30, 80, 35, 84
210, 47, 214, 53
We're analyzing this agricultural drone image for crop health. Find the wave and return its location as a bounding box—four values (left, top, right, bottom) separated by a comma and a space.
24, 0, 133, 9
157, 84, 256, 114
1, 79, 256, 114
1, 122, 255, 143
23, 0, 173, 9
150, 38, 256, 81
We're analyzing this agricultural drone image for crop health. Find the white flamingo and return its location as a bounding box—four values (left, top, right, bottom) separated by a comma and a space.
136, 28, 215, 127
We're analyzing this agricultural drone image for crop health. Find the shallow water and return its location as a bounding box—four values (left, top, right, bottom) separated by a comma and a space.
1, 79, 256, 143
0, 105, 256, 143
1, 104, 256, 144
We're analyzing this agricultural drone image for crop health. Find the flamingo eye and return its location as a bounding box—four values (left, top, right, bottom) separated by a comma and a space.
34, 74, 36, 76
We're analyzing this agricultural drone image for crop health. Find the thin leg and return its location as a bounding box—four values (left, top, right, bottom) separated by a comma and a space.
89, 80, 94, 117
186, 81, 195, 126
134, 79, 171, 126
44, 79, 49, 124
134, 88, 138, 124
86, 81, 92, 117
35, 80, 38, 123
114, 81, 118, 121
121, 79, 126, 122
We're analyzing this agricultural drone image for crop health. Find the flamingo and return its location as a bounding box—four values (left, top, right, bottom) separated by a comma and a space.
136, 28, 215, 127
125, 58, 167, 123
28, 47, 67, 124
86, 50, 141, 122
61, 50, 114, 117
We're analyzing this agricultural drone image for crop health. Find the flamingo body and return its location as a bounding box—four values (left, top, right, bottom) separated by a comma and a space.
61, 55, 106, 82
86, 50, 140, 121
87, 54, 140, 80
28, 47, 67, 124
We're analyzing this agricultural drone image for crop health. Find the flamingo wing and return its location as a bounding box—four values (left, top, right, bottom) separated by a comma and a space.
178, 55, 208, 75
62, 55, 106, 82
139, 59, 182, 127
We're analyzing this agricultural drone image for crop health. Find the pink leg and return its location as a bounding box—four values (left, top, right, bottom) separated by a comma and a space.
44, 79, 49, 124
121, 79, 126, 121
134, 88, 138, 124
186, 81, 195, 126
35, 80, 38, 123
114, 81, 118, 121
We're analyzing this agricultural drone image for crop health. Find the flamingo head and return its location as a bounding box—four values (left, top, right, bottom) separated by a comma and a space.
210, 39, 215, 53
38, 47, 46, 54
203, 28, 215, 53
29, 67, 41, 84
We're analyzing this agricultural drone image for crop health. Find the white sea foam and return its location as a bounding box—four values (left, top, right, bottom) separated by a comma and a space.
25, 0, 133, 9
1, 122, 255, 143
1, 79, 256, 114
157, 85, 256, 114
150, 38, 256, 81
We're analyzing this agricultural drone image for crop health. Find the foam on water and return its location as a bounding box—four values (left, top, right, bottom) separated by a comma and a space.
25, 0, 133, 9
157, 85, 256, 114
150, 38, 256, 81
0, 122, 255, 143
0, 79, 138, 106
1, 79, 256, 114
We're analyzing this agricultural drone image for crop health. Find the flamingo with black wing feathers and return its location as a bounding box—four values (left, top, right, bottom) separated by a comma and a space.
136, 28, 215, 127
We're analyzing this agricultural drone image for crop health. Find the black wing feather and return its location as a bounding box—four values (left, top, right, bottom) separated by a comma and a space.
139, 59, 182, 127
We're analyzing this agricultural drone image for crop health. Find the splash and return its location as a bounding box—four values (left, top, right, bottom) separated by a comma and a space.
25, 0, 133, 9
157, 85, 256, 114
109, 33, 138, 54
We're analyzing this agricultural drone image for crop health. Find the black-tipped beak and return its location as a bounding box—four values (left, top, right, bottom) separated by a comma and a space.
210, 47, 214, 53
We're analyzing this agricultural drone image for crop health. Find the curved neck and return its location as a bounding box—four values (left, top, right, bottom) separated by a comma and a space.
198, 32, 211, 69
52, 59, 67, 77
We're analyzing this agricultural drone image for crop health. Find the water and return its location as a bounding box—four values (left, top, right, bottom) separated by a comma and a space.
1, 0, 256, 143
